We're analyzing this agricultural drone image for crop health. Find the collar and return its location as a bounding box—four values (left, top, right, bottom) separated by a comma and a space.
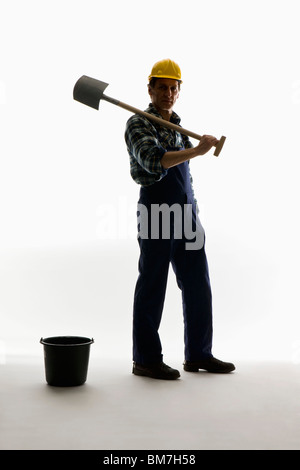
146, 103, 181, 125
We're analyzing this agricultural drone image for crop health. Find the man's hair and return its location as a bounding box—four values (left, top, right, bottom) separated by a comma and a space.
148, 77, 181, 90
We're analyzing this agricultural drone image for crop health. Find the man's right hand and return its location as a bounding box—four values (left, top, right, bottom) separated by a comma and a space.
195, 135, 219, 155
161, 134, 219, 169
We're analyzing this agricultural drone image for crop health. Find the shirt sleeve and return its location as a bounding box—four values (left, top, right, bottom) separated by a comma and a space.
125, 115, 168, 180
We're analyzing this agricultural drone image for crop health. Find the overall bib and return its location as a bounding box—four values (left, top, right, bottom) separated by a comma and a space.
133, 152, 213, 365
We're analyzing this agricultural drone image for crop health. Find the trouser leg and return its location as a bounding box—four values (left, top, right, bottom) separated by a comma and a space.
171, 239, 213, 361
133, 237, 171, 365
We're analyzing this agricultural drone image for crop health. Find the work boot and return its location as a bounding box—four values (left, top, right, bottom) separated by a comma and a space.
132, 361, 180, 380
183, 357, 235, 374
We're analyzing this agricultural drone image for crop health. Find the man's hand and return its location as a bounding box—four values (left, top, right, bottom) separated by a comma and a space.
161, 134, 219, 169
194, 135, 219, 156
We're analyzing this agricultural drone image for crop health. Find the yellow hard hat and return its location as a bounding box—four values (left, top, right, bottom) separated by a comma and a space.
148, 59, 182, 83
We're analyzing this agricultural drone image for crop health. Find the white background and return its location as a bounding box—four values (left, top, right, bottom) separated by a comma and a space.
0, 0, 299, 364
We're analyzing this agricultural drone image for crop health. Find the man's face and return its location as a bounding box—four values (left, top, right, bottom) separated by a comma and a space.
148, 78, 180, 114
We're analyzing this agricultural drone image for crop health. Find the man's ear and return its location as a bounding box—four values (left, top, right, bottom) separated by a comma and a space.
148, 84, 153, 99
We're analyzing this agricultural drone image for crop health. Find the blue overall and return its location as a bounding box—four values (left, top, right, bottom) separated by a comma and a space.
133, 151, 213, 365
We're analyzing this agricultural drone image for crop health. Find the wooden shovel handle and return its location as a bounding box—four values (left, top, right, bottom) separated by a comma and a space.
118, 100, 203, 139
105, 96, 225, 156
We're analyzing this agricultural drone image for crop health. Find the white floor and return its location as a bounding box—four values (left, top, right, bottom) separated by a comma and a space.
1, 357, 300, 451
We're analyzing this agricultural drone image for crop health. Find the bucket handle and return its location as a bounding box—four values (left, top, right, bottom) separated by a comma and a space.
40, 337, 94, 345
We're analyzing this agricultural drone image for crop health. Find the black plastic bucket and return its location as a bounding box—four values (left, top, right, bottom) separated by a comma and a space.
40, 336, 94, 386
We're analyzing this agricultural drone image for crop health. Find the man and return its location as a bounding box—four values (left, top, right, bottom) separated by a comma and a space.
125, 59, 235, 379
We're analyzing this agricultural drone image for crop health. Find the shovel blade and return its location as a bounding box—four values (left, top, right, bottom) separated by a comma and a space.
73, 75, 109, 110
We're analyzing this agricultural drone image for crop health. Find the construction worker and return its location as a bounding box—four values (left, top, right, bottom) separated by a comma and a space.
125, 59, 235, 379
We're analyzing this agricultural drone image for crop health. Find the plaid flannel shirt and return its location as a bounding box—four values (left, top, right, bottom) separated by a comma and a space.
125, 104, 197, 203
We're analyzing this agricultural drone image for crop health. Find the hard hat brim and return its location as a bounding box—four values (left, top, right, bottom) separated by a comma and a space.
148, 74, 182, 83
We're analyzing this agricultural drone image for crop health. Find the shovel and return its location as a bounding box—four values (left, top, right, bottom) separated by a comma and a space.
73, 75, 226, 157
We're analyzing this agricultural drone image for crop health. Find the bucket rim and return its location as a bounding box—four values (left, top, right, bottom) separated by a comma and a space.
40, 336, 94, 346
